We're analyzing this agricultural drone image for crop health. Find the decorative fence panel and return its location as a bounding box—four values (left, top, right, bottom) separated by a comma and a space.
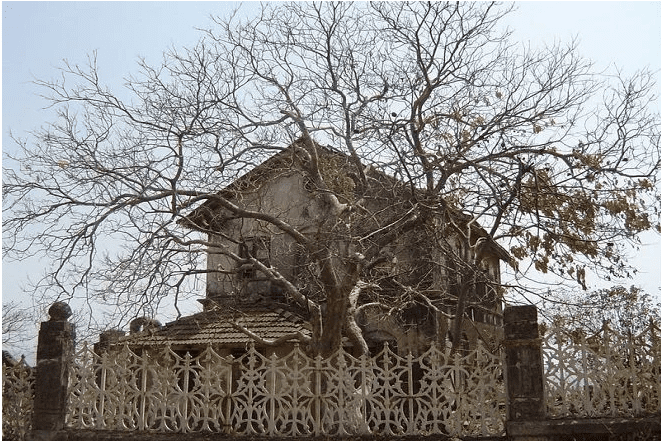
65, 342, 506, 438
67, 344, 233, 432
2, 357, 35, 441
543, 321, 661, 418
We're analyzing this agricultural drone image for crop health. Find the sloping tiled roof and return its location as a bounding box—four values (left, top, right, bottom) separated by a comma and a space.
118, 302, 311, 348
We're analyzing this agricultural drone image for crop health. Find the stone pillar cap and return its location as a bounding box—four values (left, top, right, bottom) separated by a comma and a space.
48, 301, 72, 321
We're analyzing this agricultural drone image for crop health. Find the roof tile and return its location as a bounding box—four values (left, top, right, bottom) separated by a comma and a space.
119, 303, 311, 348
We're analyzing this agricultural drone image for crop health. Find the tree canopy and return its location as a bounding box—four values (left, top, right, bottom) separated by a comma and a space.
3, 2, 660, 355
543, 285, 660, 336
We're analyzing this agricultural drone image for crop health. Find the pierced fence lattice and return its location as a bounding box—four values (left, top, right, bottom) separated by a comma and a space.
2, 358, 35, 441
543, 321, 661, 418
66, 342, 506, 437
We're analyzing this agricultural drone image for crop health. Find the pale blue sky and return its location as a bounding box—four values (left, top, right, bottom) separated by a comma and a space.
3, 2, 661, 354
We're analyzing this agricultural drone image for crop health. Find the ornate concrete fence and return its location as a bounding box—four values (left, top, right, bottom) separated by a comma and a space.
2, 356, 34, 441
65, 341, 505, 437
3, 303, 660, 440
543, 320, 661, 419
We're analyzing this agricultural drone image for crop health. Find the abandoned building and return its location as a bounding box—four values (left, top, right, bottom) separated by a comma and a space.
106, 139, 509, 357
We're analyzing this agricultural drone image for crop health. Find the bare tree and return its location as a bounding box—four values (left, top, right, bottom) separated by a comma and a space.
2, 302, 34, 348
3, 3, 659, 356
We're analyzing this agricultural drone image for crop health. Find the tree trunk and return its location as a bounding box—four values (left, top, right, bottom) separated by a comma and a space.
450, 281, 471, 355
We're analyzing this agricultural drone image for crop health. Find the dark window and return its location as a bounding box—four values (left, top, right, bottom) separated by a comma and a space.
238, 236, 270, 279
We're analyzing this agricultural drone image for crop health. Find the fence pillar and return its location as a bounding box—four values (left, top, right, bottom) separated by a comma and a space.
30, 301, 75, 440
94, 329, 125, 353
504, 305, 546, 441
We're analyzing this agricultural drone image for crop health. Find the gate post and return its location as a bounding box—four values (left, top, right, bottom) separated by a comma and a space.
30, 301, 76, 440
503, 305, 546, 440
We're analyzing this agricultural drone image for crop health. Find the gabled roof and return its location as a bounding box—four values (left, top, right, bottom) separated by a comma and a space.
117, 302, 311, 349
179, 137, 509, 261
178, 138, 332, 232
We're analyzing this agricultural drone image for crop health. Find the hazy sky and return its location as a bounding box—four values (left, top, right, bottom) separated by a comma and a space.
3, 2, 661, 354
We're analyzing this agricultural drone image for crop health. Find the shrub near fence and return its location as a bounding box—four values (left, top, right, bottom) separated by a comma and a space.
66, 342, 506, 438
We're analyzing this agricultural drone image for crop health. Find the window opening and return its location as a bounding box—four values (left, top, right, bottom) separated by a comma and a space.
238, 236, 271, 280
